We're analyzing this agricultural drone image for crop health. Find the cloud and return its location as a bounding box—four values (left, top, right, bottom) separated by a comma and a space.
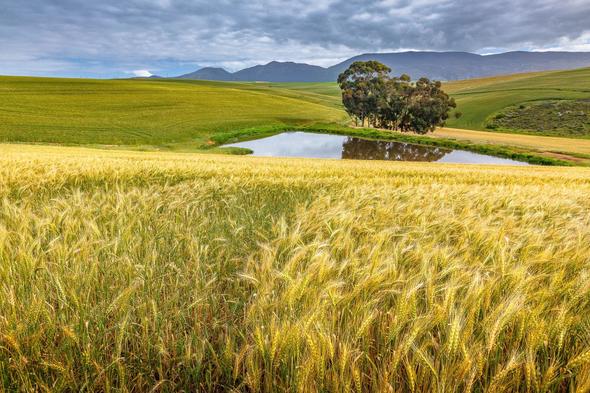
130, 70, 153, 77
1, 0, 589, 77
537, 32, 590, 52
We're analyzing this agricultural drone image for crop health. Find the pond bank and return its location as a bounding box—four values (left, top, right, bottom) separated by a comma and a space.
211, 124, 578, 166
222, 131, 529, 165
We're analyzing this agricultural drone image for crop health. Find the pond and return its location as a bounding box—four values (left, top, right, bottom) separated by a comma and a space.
223, 132, 529, 165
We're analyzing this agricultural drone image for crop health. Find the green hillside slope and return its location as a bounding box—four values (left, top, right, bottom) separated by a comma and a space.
264, 68, 590, 137
2, 69, 589, 161
445, 68, 590, 135
0, 76, 346, 147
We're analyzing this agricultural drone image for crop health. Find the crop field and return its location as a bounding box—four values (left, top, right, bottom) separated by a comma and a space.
0, 76, 345, 147
485, 100, 590, 137
434, 127, 590, 160
266, 68, 590, 138
441, 71, 554, 94
2, 70, 590, 163
2, 144, 590, 391
444, 68, 590, 134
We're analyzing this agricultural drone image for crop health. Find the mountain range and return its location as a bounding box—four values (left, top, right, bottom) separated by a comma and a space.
176, 51, 590, 82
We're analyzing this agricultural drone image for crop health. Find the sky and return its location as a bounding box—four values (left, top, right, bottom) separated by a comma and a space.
1, 0, 589, 78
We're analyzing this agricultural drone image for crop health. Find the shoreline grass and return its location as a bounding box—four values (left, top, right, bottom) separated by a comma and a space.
210, 124, 577, 166
0, 122, 577, 166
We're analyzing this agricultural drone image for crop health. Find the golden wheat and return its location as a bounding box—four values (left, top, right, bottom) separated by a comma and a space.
1, 144, 590, 392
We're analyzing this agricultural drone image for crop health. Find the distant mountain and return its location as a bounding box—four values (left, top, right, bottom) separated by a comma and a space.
327, 51, 590, 81
130, 74, 163, 79
174, 51, 590, 82
326, 52, 488, 81
178, 67, 234, 81
233, 61, 329, 82
176, 62, 327, 82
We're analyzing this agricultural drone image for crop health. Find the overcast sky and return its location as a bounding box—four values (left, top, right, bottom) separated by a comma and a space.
1, 0, 589, 78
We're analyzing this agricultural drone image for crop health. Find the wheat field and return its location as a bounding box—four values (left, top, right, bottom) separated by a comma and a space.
2, 144, 590, 392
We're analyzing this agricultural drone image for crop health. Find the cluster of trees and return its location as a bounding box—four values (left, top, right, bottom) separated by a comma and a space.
337, 61, 459, 134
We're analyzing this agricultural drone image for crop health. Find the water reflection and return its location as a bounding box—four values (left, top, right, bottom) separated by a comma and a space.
223, 132, 528, 165
342, 137, 450, 161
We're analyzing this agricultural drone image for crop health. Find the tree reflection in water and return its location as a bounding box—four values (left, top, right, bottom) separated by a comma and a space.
341, 137, 450, 161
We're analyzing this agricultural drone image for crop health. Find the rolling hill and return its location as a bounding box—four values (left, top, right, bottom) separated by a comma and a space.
444, 67, 590, 135
270, 67, 590, 138
0, 76, 345, 147
175, 51, 590, 82
2, 69, 590, 164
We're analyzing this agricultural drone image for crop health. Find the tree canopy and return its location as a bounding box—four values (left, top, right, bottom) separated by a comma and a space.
337, 61, 456, 134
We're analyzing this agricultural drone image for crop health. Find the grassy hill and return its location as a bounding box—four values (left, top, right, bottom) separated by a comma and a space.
444, 68, 590, 135
2, 144, 590, 391
269, 68, 590, 136
3, 69, 589, 148
442, 70, 555, 93
2, 70, 590, 164
0, 76, 346, 148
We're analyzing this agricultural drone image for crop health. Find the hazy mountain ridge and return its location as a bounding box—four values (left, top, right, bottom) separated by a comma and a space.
175, 51, 590, 82
178, 67, 234, 81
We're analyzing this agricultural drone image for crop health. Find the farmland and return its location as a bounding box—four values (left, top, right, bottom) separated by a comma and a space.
3, 0, 590, 390
485, 100, 590, 137
2, 69, 590, 391
2, 70, 590, 164
0, 76, 345, 148
444, 68, 590, 134
267, 68, 590, 138
1, 144, 590, 391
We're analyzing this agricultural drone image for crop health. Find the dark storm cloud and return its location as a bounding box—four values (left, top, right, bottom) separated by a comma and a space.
1, 0, 589, 77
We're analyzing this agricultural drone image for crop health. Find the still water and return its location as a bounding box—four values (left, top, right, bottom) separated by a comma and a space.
224, 132, 529, 165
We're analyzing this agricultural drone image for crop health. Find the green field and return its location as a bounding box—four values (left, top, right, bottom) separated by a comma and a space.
485, 100, 590, 137
2, 144, 590, 391
2, 69, 590, 159
258, 69, 590, 136
444, 68, 590, 134
0, 76, 345, 148
260, 68, 590, 137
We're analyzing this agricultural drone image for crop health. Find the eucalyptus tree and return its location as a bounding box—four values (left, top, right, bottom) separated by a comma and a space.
338, 62, 456, 134
398, 77, 457, 134
337, 61, 391, 127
